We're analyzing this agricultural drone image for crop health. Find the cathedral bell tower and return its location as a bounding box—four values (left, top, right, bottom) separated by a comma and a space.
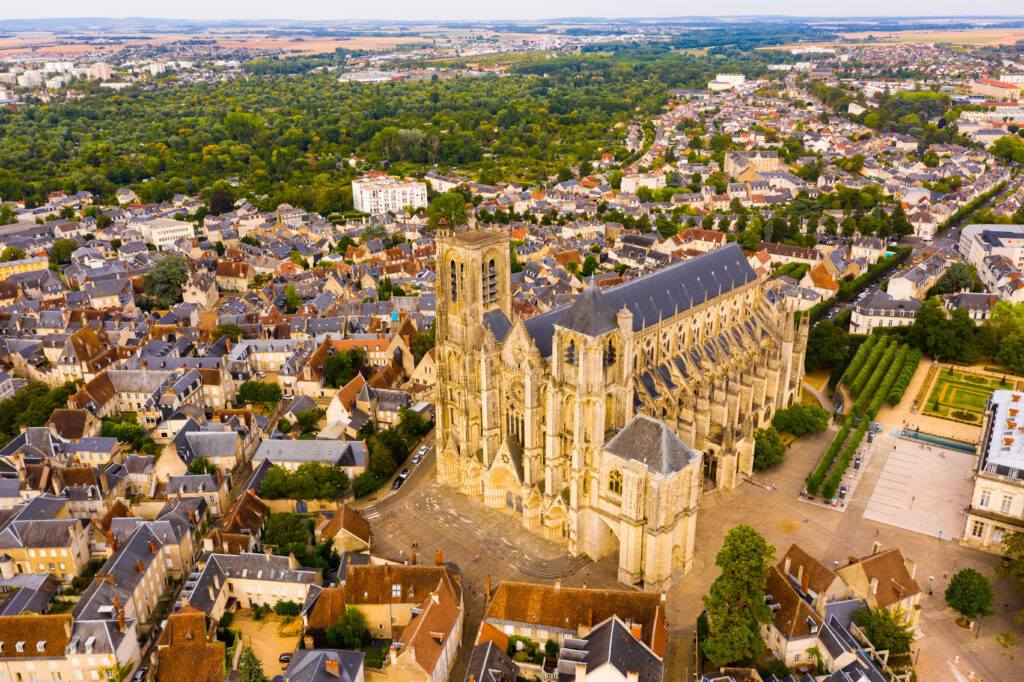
435, 218, 513, 484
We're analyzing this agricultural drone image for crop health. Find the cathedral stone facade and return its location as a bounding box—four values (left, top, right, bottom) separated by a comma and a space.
434, 223, 808, 591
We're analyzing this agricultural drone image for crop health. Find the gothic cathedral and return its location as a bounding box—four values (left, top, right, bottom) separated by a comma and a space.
434, 221, 808, 591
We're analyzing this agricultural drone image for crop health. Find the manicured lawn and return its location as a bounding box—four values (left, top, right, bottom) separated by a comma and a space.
923, 368, 1019, 422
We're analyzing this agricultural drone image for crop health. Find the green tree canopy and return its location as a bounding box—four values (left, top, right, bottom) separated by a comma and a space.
286, 284, 301, 314
211, 323, 247, 344
945, 568, 994, 620
753, 427, 785, 470
49, 238, 78, 264
326, 605, 370, 649
239, 648, 267, 682
187, 457, 217, 476
701, 524, 775, 666
427, 191, 469, 229
0, 246, 25, 262
141, 255, 189, 309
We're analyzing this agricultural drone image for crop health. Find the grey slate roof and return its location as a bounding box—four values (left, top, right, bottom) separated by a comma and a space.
555, 285, 619, 337
464, 640, 518, 682
556, 616, 663, 682
603, 413, 700, 475
284, 649, 365, 682
524, 243, 755, 357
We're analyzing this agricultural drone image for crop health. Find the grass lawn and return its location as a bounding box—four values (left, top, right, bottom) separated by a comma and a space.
361, 639, 392, 669
923, 368, 1015, 422
804, 369, 831, 392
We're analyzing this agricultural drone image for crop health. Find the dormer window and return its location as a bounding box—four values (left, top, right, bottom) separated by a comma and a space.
16, 642, 24, 652
392, 584, 401, 598
37, 641, 45, 652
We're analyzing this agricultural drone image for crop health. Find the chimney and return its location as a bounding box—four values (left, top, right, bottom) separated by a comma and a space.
555, 579, 561, 589
486, 575, 491, 602
304, 635, 314, 649
141, 359, 148, 370
188, 509, 196, 524
797, 564, 804, 584
629, 622, 642, 641
149, 540, 157, 554
574, 662, 587, 682
626, 673, 638, 682
113, 596, 121, 612
216, 471, 222, 485
64, 620, 72, 638
784, 556, 791, 576
905, 558, 917, 580
137, 559, 144, 573
871, 541, 882, 556
660, 590, 666, 603
265, 546, 272, 559
435, 549, 442, 566
431, 592, 440, 605
870, 577, 879, 595
325, 659, 340, 678
105, 530, 115, 548
117, 609, 126, 633
410, 549, 416, 565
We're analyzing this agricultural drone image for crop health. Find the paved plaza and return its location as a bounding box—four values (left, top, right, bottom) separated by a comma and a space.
863, 434, 977, 541
364, 417, 1023, 682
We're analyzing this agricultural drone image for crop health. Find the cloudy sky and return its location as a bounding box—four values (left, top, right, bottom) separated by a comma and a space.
0, 1, 1016, 21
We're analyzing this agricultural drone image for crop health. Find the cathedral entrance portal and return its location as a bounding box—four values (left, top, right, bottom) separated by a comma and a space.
505, 491, 523, 513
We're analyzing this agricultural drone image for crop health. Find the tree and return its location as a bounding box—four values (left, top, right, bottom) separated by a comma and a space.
945, 568, 995, 620
852, 607, 914, 659
772, 404, 829, 437
241, 235, 261, 247
286, 284, 300, 314
929, 261, 980, 297
323, 349, 365, 388
187, 457, 217, 476
0, 247, 25, 262
48, 238, 77, 265
701, 525, 775, 666
426, 191, 468, 229
411, 321, 435, 359
326, 605, 370, 649
753, 427, 785, 470
294, 409, 323, 434
239, 648, 267, 682
211, 323, 247, 344
141, 256, 189, 309
581, 254, 598, 277
263, 513, 310, 548
0, 205, 15, 225
804, 320, 849, 371
398, 407, 431, 438
237, 381, 283, 404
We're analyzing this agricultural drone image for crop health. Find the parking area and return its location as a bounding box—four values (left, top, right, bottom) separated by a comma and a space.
232, 611, 303, 676
862, 435, 975, 540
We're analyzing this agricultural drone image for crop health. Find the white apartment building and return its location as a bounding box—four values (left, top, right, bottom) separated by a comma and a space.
620, 173, 666, 194
961, 224, 1024, 271
963, 390, 1024, 552
137, 217, 194, 250
352, 174, 427, 214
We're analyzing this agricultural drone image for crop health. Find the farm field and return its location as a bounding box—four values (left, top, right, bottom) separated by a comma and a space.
922, 367, 1021, 423
840, 28, 1024, 46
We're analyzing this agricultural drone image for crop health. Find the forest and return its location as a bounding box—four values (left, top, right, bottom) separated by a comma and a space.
0, 48, 782, 212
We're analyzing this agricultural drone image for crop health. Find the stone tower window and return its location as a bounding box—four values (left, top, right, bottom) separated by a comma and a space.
608, 469, 622, 495
565, 339, 577, 366
604, 340, 616, 366
483, 258, 498, 303
449, 260, 458, 302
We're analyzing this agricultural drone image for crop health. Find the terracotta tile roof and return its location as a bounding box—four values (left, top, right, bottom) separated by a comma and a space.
318, 505, 370, 545
395, 573, 462, 674
842, 548, 921, 608
99, 501, 131, 532
765, 566, 822, 640
0, 614, 73, 657
46, 409, 91, 440
484, 582, 667, 658
475, 621, 509, 649
155, 606, 225, 682
219, 489, 268, 535
306, 587, 347, 630
74, 371, 116, 409
807, 263, 838, 291
778, 543, 839, 596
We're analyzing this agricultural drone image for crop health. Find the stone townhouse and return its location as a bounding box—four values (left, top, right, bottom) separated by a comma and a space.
0, 495, 91, 583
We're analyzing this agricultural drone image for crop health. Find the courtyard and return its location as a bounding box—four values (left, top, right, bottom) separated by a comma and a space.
231, 611, 303, 676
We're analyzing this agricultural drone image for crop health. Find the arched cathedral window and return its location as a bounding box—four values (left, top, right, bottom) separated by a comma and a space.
604, 340, 616, 366
565, 339, 577, 366
608, 470, 622, 495
449, 260, 458, 302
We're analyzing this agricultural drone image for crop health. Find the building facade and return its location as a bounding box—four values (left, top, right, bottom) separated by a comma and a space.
962, 389, 1024, 552
352, 175, 428, 215
434, 222, 807, 591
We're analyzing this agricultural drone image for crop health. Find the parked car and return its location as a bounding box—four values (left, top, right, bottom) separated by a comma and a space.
400, 468, 411, 478
279, 653, 293, 664
391, 477, 405, 491
131, 667, 149, 682
412, 453, 424, 465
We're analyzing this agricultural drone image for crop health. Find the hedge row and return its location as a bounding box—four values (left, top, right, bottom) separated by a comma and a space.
850, 342, 899, 416
822, 345, 910, 499
850, 337, 892, 399
843, 335, 878, 388
887, 348, 923, 406
807, 418, 853, 496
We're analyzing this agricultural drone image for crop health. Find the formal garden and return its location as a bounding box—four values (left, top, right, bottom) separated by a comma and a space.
922, 367, 1022, 423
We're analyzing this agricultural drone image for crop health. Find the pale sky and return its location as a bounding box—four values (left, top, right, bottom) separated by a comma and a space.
0, 1, 1019, 22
